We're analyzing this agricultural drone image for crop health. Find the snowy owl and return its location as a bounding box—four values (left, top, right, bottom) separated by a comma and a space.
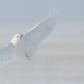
0, 10, 59, 67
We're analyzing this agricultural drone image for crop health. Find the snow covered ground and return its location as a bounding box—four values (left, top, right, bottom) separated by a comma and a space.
0, 21, 84, 84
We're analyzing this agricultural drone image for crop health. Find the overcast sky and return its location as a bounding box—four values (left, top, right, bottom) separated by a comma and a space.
0, 0, 84, 22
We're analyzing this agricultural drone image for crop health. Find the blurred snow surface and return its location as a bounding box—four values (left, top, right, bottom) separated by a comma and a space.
0, 21, 84, 84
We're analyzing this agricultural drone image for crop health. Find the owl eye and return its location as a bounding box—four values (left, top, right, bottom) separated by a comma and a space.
17, 36, 19, 38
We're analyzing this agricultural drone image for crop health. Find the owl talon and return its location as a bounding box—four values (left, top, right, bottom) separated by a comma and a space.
25, 53, 29, 57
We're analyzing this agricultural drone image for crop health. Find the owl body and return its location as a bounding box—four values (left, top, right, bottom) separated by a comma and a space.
11, 34, 30, 61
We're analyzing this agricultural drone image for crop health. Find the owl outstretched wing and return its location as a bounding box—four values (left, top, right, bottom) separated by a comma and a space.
0, 43, 14, 67
23, 10, 59, 60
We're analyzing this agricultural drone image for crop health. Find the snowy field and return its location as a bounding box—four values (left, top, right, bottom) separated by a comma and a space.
0, 21, 84, 84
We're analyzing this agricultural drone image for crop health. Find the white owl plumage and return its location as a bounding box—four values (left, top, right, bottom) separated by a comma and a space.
0, 10, 59, 67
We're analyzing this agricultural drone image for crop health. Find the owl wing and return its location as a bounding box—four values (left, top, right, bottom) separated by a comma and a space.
23, 10, 59, 60
0, 43, 14, 67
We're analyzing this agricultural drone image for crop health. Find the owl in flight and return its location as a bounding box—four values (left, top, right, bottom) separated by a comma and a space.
0, 10, 59, 67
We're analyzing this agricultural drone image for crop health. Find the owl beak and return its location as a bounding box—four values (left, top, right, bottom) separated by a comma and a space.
20, 35, 22, 39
